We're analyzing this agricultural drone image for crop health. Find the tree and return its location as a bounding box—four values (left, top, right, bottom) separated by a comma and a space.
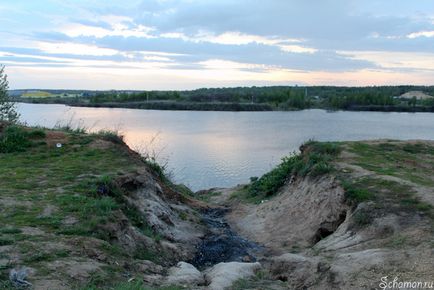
0, 65, 19, 123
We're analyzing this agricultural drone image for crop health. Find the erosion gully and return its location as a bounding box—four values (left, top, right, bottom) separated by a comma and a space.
190, 208, 262, 270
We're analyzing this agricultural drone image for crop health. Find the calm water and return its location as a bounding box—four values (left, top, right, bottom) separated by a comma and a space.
17, 103, 434, 191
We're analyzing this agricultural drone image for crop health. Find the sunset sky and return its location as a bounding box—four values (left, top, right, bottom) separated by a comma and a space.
1, 0, 434, 89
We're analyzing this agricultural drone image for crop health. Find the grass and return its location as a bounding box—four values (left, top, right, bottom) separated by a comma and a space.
0, 125, 46, 153
92, 130, 124, 145
0, 227, 22, 234
341, 180, 374, 204
387, 234, 408, 248
335, 141, 434, 229
244, 141, 340, 201
0, 238, 14, 246
23, 249, 71, 264
348, 141, 434, 187
0, 123, 175, 288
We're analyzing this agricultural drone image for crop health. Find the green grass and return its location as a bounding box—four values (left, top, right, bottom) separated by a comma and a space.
0, 227, 22, 234
0, 125, 46, 153
0, 237, 14, 246
339, 141, 434, 229
23, 249, 71, 264
348, 141, 434, 187
92, 130, 124, 145
341, 181, 374, 203
387, 234, 408, 248
0, 124, 183, 289
342, 175, 434, 228
245, 141, 340, 200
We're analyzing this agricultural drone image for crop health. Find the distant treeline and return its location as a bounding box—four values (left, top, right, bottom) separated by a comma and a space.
72, 101, 273, 111
13, 85, 434, 112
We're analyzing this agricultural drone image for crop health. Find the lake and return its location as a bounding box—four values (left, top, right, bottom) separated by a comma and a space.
17, 103, 434, 191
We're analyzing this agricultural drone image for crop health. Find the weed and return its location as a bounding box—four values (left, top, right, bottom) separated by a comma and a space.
178, 211, 188, 221
0, 125, 47, 153
352, 211, 373, 227
387, 235, 408, 248
133, 247, 160, 263
0, 227, 22, 234
247, 141, 340, 199
27, 129, 46, 139
93, 130, 124, 144
342, 181, 374, 203
0, 126, 31, 153
0, 237, 13, 246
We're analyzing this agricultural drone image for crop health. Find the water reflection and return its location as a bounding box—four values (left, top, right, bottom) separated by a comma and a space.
17, 103, 434, 191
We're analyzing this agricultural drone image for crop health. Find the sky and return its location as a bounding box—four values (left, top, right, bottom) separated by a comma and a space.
0, 0, 434, 90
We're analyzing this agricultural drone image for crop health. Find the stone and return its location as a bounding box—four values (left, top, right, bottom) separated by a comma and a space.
205, 262, 261, 290
165, 262, 204, 286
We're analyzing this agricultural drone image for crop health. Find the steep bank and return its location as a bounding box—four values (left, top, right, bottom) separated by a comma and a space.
206, 140, 434, 289
0, 125, 211, 289
0, 124, 271, 290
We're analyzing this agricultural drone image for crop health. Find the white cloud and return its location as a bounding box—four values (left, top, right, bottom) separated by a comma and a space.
279, 45, 317, 54
407, 30, 434, 38
37, 42, 120, 56
142, 55, 172, 62
61, 23, 155, 38
161, 30, 317, 54
193, 31, 302, 46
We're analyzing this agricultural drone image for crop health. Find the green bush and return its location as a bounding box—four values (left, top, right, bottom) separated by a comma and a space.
342, 182, 374, 203
0, 126, 31, 153
352, 210, 372, 226
94, 130, 124, 144
248, 141, 340, 198
27, 129, 46, 138
0, 237, 14, 246
0, 125, 46, 153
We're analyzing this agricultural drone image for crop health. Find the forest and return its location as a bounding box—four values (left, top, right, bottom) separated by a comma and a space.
13, 85, 434, 111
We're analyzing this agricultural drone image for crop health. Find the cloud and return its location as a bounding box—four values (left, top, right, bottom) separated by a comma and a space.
407, 30, 434, 38
1, 0, 434, 88
36, 42, 120, 56
60, 22, 155, 39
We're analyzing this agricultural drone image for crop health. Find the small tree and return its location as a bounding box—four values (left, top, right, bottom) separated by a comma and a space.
0, 65, 19, 123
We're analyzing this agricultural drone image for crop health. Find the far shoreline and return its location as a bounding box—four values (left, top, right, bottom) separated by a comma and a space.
16, 99, 434, 113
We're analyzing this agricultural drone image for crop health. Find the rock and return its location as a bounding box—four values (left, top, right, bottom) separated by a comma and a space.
268, 253, 320, 288
205, 262, 261, 290
9, 267, 32, 288
165, 262, 204, 286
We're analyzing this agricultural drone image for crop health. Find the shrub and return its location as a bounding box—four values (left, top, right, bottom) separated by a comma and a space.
0, 126, 31, 153
0, 237, 14, 246
0, 126, 46, 153
352, 210, 373, 227
248, 141, 340, 198
342, 182, 374, 203
27, 129, 46, 138
95, 130, 124, 144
